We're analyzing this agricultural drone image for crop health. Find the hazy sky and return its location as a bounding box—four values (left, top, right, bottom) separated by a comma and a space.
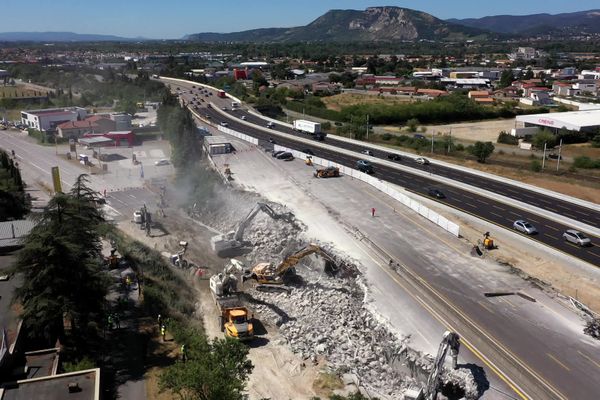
3, 0, 599, 38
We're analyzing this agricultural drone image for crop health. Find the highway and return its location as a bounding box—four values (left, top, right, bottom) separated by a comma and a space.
167, 81, 600, 268
165, 79, 600, 399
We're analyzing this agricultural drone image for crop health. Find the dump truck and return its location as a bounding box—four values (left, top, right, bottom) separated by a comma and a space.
314, 166, 340, 178
215, 295, 254, 341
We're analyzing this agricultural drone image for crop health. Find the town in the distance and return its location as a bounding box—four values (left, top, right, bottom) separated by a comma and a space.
1, 4, 600, 400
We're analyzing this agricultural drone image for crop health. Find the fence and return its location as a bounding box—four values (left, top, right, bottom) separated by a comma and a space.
217, 125, 259, 145
275, 145, 460, 237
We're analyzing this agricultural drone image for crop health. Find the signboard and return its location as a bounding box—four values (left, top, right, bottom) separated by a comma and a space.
51, 166, 62, 193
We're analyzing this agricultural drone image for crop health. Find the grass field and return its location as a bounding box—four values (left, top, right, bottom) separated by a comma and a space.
321, 92, 414, 111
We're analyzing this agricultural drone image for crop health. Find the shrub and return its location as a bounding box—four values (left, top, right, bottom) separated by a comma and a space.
573, 156, 600, 169
406, 118, 419, 132
530, 160, 542, 172
381, 133, 393, 141
497, 131, 519, 145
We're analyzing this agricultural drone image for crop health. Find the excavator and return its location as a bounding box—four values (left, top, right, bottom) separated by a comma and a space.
243, 243, 340, 291
209, 259, 245, 297
421, 331, 460, 400
211, 202, 294, 256
170, 241, 189, 268
313, 166, 340, 178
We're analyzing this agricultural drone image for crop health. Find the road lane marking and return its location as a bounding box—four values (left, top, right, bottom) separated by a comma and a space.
490, 212, 504, 219
544, 225, 559, 232
587, 251, 600, 259
492, 205, 504, 210
509, 211, 521, 217
546, 353, 571, 371
464, 202, 477, 209
478, 301, 495, 314
578, 350, 600, 369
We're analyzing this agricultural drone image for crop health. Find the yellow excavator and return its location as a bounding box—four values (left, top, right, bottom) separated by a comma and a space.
243, 243, 340, 291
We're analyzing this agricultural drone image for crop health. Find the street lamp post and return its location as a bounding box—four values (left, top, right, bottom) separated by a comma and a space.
541, 142, 547, 170
556, 139, 563, 171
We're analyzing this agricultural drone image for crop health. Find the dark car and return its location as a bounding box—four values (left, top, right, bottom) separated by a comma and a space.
302, 149, 315, 155
547, 153, 562, 160
268, 137, 276, 144
387, 153, 401, 161
427, 188, 445, 199
276, 152, 294, 161
356, 160, 374, 174
272, 150, 285, 158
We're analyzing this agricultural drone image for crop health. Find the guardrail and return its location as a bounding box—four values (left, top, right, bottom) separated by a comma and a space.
217, 125, 258, 145
274, 144, 460, 237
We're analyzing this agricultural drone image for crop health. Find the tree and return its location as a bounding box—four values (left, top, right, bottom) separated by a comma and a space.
532, 129, 557, 149
499, 69, 514, 88
523, 68, 534, 80
160, 330, 253, 400
468, 141, 495, 163
117, 99, 138, 116
12, 174, 109, 346
406, 118, 419, 132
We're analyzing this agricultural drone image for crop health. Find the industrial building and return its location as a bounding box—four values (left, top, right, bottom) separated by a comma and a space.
515, 110, 600, 134
20, 107, 87, 132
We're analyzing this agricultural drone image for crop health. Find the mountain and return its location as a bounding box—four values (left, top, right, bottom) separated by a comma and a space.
185, 7, 489, 42
0, 31, 143, 42
448, 10, 600, 35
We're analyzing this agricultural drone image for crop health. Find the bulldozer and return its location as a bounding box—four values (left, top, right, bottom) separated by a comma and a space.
243, 243, 341, 291
211, 202, 294, 256
313, 166, 340, 178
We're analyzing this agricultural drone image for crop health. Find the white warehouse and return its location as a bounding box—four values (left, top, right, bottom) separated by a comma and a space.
515, 110, 600, 134
21, 107, 87, 132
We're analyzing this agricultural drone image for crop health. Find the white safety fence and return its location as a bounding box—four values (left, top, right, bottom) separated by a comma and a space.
217, 125, 259, 145
275, 145, 460, 237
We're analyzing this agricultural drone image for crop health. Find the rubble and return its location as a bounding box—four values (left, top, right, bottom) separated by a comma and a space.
584, 318, 600, 340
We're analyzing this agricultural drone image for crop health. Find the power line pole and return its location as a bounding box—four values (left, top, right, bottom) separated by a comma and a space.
366, 114, 369, 141
541, 142, 547, 170
556, 139, 563, 171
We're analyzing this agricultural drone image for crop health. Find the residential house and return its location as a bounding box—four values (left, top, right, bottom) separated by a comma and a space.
57, 115, 115, 139
468, 90, 495, 104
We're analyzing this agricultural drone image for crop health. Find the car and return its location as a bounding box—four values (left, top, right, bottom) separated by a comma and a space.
192, 85, 196, 88
276, 152, 293, 160
222, 107, 228, 111
427, 188, 445, 199
267, 122, 275, 129
356, 160, 374, 174
241, 116, 247, 121
205, 94, 209, 97
155, 159, 170, 166
209, 92, 213, 96
562, 229, 592, 247
414, 134, 426, 140
95, 197, 106, 205
387, 153, 401, 161
205, 114, 211, 119
512, 220, 538, 235
361, 149, 374, 156
415, 157, 430, 165
272, 150, 285, 158
268, 137, 275, 144
220, 122, 228, 127
302, 149, 315, 155
547, 153, 562, 160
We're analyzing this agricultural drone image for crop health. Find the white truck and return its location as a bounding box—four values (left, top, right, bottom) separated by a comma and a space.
293, 119, 326, 141
293, 120, 321, 135
231, 101, 241, 109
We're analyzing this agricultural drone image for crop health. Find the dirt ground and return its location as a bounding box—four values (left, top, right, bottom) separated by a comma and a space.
380, 118, 516, 143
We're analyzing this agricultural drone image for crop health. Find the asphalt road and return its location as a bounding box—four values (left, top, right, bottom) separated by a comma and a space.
171, 84, 600, 268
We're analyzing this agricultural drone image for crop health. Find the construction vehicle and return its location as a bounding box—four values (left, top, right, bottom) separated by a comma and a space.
209, 260, 254, 341
421, 331, 460, 400
106, 248, 120, 268
314, 166, 340, 178
211, 202, 294, 256
209, 259, 245, 297
170, 241, 189, 268
243, 243, 340, 291
482, 231, 495, 250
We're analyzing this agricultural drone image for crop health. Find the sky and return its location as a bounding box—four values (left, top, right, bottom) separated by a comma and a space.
2, 0, 600, 39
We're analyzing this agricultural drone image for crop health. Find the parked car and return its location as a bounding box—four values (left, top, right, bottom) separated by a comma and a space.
512, 220, 538, 235
546, 153, 562, 160
361, 149, 374, 156
414, 134, 426, 140
155, 159, 170, 166
415, 157, 430, 165
276, 152, 294, 161
387, 153, 401, 161
427, 188, 445, 199
562, 229, 592, 247
356, 160, 374, 174
272, 150, 285, 158
268, 137, 275, 144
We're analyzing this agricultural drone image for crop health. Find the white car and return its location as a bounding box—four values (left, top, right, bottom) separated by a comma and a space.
361, 149, 374, 156
220, 122, 228, 127
241, 116, 247, 120
415, 157, 430, 165
155, 159, 170, 166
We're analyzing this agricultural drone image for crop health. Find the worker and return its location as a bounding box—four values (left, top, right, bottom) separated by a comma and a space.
157, 314, 162, 327
161, 324, 166, 341
126, 275, 132, 289
371, 207, 376, 217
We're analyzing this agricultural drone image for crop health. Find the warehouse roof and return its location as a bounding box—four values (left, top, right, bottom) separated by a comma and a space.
0, 219, 35, 249
516, 110, 600, 131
